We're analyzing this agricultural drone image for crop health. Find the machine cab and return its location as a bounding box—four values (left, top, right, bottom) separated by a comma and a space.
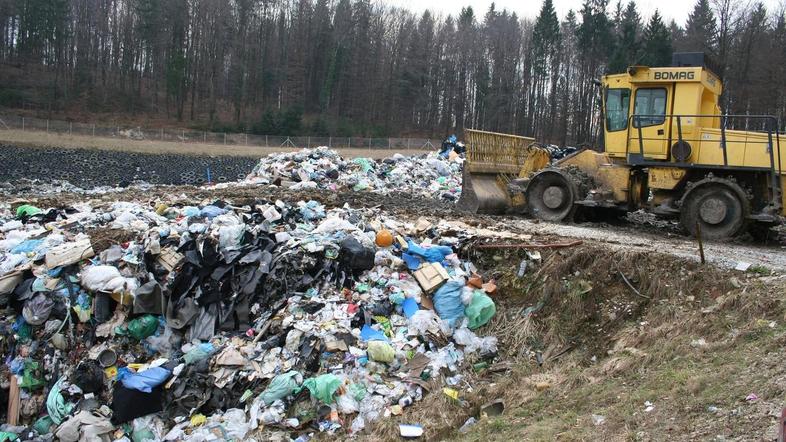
601, 53, 723, 162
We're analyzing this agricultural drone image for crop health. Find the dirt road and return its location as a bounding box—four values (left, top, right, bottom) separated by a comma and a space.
496, 217, 786, 273
0, 129, 428, 158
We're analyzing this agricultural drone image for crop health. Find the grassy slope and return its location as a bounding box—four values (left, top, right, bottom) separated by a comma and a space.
366, 245, 786, 441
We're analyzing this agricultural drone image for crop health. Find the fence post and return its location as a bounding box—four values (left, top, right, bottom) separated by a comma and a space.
328, 136, 331, 148
348, 137, 351, 148
224, 133, 227, 145
388, 138, 391, 149
245, 133, 248, 146
92, 124, 95, 137
203, 131, 206, 143
265, 135, 268, 146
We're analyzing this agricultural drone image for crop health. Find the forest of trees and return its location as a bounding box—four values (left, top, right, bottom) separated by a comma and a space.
0, 0, 785, 145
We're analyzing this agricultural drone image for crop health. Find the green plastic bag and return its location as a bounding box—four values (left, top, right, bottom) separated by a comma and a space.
349, 383, 367, 401
465, 290, 496, 329
16, 205, 42, 218
16, 322, 31, 342
367, 341, 395, 363
46, 378, 74, 425
352, 158, 373, 172
183, 343, 215, 365
33, 416, 54, 435
259, 371, 302, 405
0, 431, 18, 441
300, 374, 341, 404
131, 427, 156, 442
20, 361, 45, 390
116, 315, 159, 340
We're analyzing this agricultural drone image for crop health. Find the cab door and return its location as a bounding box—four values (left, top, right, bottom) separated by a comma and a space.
628, 85, 672, 160
603, 87, 631, 158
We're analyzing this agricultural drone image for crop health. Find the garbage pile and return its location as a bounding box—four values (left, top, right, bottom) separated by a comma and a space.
245, 147, 463, 202
0, 179, 158, 197
0, 196, 498, 440
438, 135, 466, 158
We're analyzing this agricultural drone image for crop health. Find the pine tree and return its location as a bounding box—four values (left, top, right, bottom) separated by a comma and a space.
532, 0, 560, 76
530, 0, 561, 139
669, 19, 684, 46
641, 10, 672, 67
683, 0, 717, 55
575, 0, 613, 143
608, 1, 642, 73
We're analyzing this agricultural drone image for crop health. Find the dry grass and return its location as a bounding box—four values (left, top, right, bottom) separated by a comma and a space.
0, 129, 429, 158
355, 244, 786, 440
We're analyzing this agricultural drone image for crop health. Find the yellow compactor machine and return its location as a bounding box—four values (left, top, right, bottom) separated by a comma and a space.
458, 53, 785, 239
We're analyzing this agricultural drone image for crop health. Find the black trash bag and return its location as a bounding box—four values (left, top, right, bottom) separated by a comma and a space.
111, 384, 164, 424
163, 363, 211, 418
339, 237, 375, 272
93, 293, 113, 323
133, 280, 164, 315
22, 293, 54, 325
73, 360, 105, 394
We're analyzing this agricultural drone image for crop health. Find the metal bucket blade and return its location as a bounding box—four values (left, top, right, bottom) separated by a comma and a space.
457, 168, 510, 214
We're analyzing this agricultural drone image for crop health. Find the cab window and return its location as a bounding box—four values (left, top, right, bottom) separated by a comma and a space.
633, 88, 667, 127
605, 88, 630, 132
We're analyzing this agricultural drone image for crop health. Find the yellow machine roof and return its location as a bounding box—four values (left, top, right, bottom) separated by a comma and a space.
602, 66, 722, 95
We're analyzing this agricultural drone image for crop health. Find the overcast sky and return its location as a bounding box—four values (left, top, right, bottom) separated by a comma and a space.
379, 0, 785, 26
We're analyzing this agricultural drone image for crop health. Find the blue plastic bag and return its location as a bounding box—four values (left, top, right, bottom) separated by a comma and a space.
406, 240, 452, 263
433, 281, 465, 327
402, 297, 419, 318
360, 324, 388, 342
401, 253, 422, 271
300, 201, 326, 221
183, 206, 200, 217
119, 366, 171, 393
11, 239, 44, 254
200, 205, 225, 219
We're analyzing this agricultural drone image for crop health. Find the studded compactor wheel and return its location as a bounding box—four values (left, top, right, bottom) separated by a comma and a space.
680, 180, 749, 240
525, 169, 578, 221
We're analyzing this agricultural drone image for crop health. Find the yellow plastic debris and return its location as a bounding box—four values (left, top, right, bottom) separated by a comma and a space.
103, 366, 117, 379
442, 387, 459, 400
190, 414, 206, 426
367, 341, 395, 363
155, 203, 169, 216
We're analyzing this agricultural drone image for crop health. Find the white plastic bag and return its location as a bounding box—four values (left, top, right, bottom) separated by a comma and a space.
337, 393, 359, 414
453, 326, 498, 354
81, 265, 139, 293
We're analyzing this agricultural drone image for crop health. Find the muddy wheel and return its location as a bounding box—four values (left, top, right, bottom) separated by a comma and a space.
681, 183, 747, 240
526, 170, 577, 222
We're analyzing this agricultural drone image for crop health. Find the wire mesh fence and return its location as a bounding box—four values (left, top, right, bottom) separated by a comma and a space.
0, 113, 439, 151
